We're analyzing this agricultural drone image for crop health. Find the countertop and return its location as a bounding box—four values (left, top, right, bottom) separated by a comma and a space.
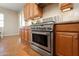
55, 20, 79, 25
19, 26, 31, 30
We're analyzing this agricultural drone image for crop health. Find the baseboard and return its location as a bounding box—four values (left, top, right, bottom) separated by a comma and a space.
3, 35, 19, 38
3, 33, 19, 37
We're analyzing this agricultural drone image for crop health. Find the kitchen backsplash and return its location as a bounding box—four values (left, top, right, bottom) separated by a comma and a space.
42, 3, 79, 23
25, 3, 79, 26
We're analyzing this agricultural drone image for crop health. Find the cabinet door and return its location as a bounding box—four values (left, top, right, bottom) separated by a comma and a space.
21, 29, 25, 41
29, 3, 34, 19
55, 32, 78, 56
24, 4, 30, 20
25, 30, 29, 42
33, 3, 42, 18
24, 3, 42, 20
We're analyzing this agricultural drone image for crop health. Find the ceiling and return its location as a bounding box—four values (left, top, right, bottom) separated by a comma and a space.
0, 3, 25, 12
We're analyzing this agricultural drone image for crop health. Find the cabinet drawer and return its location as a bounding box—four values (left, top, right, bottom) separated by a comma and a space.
55, 23, 79, 32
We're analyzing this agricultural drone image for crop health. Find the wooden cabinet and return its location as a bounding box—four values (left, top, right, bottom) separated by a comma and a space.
24, 3, 43, 20
30, 3, 34, 19
55, 23, 79, 56
20, 27, 30, 44
33, 3, 42, 18
24, 3, 30, 19
59, 3, 73, 11
20, 29, 25, 41
56, 32, 78, 56
24, 29, 30, 42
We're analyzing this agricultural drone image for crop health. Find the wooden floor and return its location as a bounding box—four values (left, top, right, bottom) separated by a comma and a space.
0, 36, 40, 56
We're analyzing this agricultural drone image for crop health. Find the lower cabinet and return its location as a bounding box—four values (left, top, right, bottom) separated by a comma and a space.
55, 23, 79, 56
55, 32, 78, 56
20, 29, 25, 42
20, 28, 30, 44
24, 30, 29, 42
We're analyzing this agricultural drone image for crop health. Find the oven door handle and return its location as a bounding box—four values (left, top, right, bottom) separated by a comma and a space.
32, 32, 50, 35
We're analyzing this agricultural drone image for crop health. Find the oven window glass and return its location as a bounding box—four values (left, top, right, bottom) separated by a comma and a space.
32, 34, 48, 47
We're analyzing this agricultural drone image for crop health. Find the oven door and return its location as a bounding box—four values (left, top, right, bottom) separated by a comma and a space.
31, 31, 51, 52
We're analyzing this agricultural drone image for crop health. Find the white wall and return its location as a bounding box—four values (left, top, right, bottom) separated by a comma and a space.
0, 7, 19, 36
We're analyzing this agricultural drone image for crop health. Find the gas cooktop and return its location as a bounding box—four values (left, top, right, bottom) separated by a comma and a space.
31, 17, 55, 31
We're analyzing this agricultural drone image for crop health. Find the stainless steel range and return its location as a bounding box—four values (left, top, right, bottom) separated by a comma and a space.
30, 17, 54, 56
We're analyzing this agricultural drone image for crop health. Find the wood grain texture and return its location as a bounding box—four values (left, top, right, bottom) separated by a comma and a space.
24, 3, 43, 20
55, 23, 79, 56
59, 3, 73, 11
24, 3, 30, 20
55, 32, 79, 56
0, 35, 40, 56
55, 23, 79, 32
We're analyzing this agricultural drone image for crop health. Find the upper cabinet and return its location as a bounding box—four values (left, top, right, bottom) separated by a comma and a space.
24, 3, 43, 20
30, 3, 34, 19
59, 3, 73, 12
24, 3, 30, 19
33, 3, 43, 19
